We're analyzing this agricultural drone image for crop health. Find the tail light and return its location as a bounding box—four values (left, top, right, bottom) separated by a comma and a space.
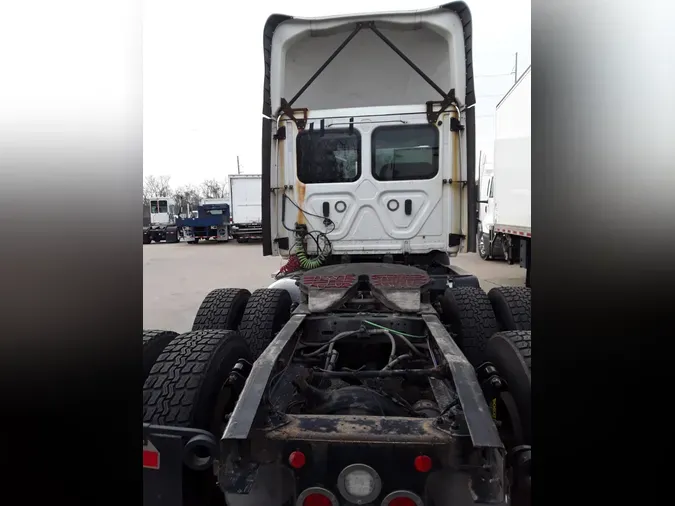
288, 450, 306, 469
413, 455, 432, 473
296, 487, 338, 506
381, 491, 424, 506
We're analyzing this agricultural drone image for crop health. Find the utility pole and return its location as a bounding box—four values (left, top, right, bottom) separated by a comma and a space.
236, 156, 241, 174
514, 52, 519, 84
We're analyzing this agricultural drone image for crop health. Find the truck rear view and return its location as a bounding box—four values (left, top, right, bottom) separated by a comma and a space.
230, 174, 263, 243
142, 5, 531, 506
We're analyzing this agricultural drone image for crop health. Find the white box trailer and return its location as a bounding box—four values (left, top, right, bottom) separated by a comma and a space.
229, 174, 263, 243
477, 66, 531, 286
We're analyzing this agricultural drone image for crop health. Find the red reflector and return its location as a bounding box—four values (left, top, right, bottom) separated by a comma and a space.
143, 449, 159, 469
303, 493, 332, 506
389, 497, 416, 506
414, 455, 432, 473
288, 450, 306, 469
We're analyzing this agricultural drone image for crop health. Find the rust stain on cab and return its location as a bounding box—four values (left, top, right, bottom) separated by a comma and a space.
296, 180, 306, 225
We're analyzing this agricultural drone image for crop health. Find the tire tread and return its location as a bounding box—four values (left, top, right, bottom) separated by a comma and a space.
143, 329, 250, 428
238, 289, 292, 359
192, 288, 250, 331
488, 286, 531, 331
439, 286, 498, 365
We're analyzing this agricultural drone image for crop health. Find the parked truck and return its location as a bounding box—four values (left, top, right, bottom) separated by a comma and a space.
142, 197, 180, 244
477, 66, 531, 287
142, 5, 531, 506
176, 198, 231, 244
229, 174, 263, 243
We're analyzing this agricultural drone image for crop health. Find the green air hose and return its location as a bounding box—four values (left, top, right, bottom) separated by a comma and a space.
295, 232, 327, 270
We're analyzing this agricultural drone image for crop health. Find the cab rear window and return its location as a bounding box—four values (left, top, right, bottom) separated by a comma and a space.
297, 129, 361, 184
371, 125, 439, 181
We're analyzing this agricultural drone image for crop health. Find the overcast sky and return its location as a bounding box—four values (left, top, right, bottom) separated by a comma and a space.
143, 0, 530, 187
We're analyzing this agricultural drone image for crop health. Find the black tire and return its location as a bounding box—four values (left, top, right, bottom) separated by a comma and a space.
143, 232, 151, 244
477, 231, 491, 260
485, 330, 531, 444
192, 288, 250, 331
238, 288, 292, 359
488, 286, 531, 331
437, 287, 498, 366
142, 330, 179, 382
143, 330, 251, 506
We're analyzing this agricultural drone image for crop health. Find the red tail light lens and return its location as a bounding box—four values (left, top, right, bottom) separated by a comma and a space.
388, 498, 416, 506
288, 451, 306, 469
303, 493, 332, 506
381, 490, 423, 506
297, 487, 338, 506
414, 455, 432, 473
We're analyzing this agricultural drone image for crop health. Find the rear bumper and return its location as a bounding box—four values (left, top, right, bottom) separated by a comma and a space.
261, 414, 454, 444
143, 423, 217, 506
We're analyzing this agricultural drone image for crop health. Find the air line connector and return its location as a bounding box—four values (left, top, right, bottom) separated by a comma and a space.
295, 223, 308, 236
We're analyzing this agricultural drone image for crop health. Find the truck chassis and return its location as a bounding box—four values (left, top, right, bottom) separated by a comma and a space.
143, 224, 180, 244
143, 263, 531, 506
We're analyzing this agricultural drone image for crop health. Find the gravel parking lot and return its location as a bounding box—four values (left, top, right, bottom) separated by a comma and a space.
143, 241, 526, 332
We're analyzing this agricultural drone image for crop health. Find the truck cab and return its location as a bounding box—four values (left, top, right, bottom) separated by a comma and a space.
148, 197, 177, 225
143, 197, 180, 244
262, 6, 477, 267
176, 200, 231, 244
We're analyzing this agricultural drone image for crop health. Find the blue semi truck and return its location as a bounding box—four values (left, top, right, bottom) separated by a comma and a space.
176, 199, 231, 244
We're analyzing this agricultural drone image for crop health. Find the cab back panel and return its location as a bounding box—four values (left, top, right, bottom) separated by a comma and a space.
261, 3, 477, 256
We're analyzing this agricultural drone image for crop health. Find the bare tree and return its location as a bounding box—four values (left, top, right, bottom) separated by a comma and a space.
172, 184, 201, 216
143, 175, 172, 204
200, 179, 229, 200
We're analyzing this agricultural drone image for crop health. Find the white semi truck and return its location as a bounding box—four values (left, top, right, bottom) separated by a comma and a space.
229, 174, 263, 243
142, 197, 180, 244
477, 66, 531, 286
142, 5, 531, 506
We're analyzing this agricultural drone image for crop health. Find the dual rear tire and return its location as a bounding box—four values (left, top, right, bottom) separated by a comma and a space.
437, 284, 531, 365
190, 287, 292, 359
437, 285, 531, 504
142, 287, 292, 505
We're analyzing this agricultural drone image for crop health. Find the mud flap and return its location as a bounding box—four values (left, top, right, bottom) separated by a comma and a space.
165, 227, 179, 243
143, 423, 218, 506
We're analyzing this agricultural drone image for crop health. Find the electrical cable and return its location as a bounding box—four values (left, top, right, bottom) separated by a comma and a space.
281, 194, 335, 270
300, 330, 360, 357
362, 320, 427, 339
382, 353, 412, 371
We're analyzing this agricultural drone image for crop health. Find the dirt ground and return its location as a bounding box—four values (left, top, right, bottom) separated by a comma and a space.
143, 241, 526, 332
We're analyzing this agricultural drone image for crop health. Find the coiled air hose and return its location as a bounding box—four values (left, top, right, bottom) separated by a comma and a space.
295, 232, 328, 270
